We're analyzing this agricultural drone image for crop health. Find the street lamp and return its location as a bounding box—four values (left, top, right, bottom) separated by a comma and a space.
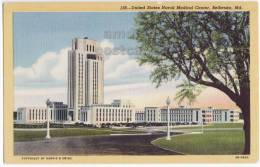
166, 96, 171, 140
46, 99, 51, 139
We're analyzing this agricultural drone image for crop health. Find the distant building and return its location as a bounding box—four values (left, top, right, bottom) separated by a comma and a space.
144, 107, 161, 123
48, 101, 68, 123
15, 37, 242, 126
14, 102, 67, 124
14, 106, 47, 124
135, 108, 145, 123
203, 107, 240, 123
161, 106, 202, 124
14, 103, 241, 125
202, 108, 213, 124
79, 100, 135, 125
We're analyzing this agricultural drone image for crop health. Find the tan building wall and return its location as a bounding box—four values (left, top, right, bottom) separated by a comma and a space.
68, 38, 104, 122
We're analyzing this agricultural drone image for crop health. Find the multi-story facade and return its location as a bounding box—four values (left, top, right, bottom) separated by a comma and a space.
79, 100, 135, 125
14, 104, 241, 125
135, 108, 145, 123
68, 37, 104, 122
202, 108, 213, 123
14, 106, 47, 124
208, 108, 240, 123
48, 102, 68, 123
15, 38, 242, 126
161, 107, 202, 124
14, 102, 67, 124
144, 107, 161, 123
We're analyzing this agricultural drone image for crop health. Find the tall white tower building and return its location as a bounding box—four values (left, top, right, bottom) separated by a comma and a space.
68, 37, 104, 122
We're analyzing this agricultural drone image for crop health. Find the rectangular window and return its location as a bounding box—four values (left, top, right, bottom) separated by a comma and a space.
96, 109, 98, 121
36, 109, 38, 120
103, 109, 105, 121
106, 109, 108, 121
99, 109, 102, 121
109, 109, 111, 121
112, 109, 114, 121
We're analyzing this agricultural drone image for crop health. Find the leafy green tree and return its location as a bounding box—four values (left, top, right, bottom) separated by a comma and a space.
175, 80, 203, 106
131, 12, 250, 154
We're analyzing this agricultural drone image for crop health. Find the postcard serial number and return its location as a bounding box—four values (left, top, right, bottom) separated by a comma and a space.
235, 155, 249, 159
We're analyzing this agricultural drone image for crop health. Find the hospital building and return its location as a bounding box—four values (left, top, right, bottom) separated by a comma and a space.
14, 38, 241, 126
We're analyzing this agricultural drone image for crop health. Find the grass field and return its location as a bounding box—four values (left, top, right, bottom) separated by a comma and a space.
174, 123, 243, 130
204, 123, 243, 128
152, 130, 244, 155
14, 128, 143, 142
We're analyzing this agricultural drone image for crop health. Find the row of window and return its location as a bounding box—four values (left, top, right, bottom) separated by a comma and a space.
95, 108, 133, 122
161, 113, 194, 122
92, 61, 99, 104
85, 44, 95, 52
68, 54, 75, 108
169, 110, 194, 114
74, 41, 95, 52
52, 110, 67, 121
17, 112, 23, 120
81, 112, 88, 122
28, 109, 67, 121
135, 113, 144, 121
29, 109, 47, 121
146, 110, 157, 122
78, 54, 84, 105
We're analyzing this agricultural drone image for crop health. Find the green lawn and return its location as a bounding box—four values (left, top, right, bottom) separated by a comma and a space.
206, 123, 243, 128
174, 123, 243, 130
14, 128, 143, 142
152, 130, 244, 155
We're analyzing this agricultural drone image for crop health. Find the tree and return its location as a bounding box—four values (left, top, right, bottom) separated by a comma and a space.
131, 12, 250, 154
175, 80, 203, 106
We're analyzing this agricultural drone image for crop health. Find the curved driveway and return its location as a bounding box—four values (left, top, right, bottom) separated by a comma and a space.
14, 132, 180, 155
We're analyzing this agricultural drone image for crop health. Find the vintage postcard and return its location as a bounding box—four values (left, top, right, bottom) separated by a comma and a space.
3, 1, 259, 163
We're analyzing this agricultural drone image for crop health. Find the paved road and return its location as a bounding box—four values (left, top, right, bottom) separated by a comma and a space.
14, 132, 180, 155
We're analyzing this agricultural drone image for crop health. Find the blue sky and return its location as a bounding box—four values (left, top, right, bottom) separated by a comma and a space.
13, 12, 236, 109
14, 12, 137, 67
14, 12, 163, 108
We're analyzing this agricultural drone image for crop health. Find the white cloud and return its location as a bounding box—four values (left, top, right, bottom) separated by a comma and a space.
105, 57, 152, 80
104, 81, 179, 108
14, 40, 156, 108
15, 47, 70, 86
100, 39, 114, 49
14, 82, 177, 109
102, 40, 154, 85
15, 40, 154, 87
15, 86, 67, 109
14, 81, 237, 110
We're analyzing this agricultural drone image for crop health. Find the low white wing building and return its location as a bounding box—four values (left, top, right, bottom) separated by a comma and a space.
161, 107, 203, 124
14, 106, 47, 124
14, 101, 241, 125
203, 107, 240, 123
79, 99, 135, 125
14, 102, 68, 124
135, 108, 145, 123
